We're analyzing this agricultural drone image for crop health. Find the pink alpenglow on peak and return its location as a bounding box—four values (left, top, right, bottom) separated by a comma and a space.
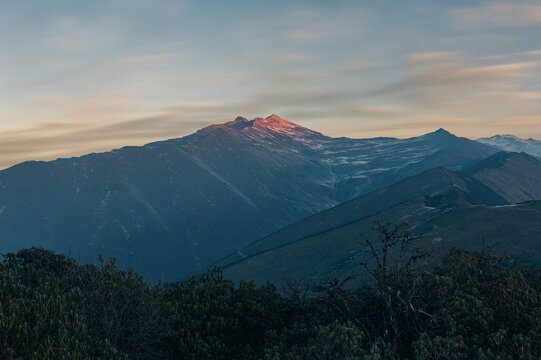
196, 116, 250, 135
197, 115, 323, 140
252, 114, 301, 131
249, 115, 323, 140
248, 115, 323, 139
233, 116, 250, 123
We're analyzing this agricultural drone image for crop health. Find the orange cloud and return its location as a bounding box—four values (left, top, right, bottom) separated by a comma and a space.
0, 111, 207, 170
502, 116, 541, 126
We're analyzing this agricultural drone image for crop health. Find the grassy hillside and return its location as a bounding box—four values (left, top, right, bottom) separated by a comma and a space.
222, 153, 541, 285
219, 166, 506, 268
465, 152, 541, 203
223, 200, 541, 286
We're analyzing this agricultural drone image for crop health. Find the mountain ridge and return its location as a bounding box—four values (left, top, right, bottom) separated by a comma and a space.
0, 115, 500, 279
223, 199, 541, 286
218, 162, 510, 268
222, 151, 541, 285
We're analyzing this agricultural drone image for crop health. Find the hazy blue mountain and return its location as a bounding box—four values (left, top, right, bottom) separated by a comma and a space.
222, 151, 541, 285
0, 115, 498, 279
477, 134, 541, 159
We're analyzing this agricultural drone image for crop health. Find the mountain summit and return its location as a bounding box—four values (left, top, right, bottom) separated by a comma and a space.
477, 134, 541, 159
193, 114, 322, 140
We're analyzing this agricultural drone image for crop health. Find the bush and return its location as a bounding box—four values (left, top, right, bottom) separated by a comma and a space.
0, 246, 539, 359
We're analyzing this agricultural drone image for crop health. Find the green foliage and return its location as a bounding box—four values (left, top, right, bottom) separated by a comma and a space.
0, 248, 123, 360
0, 246, 540, 359
160, 267, 296, 359
409, 249, 541, 359
76, 258, 165, 359
303, 320, 375, 360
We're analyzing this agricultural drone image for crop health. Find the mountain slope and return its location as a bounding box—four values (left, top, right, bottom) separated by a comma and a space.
464, 152, 541, 203
0, 115, 498, 279
223, 199, 541, 286
218, 166, 506, 267
222, 152, 541, 285
477, 135, 541, 159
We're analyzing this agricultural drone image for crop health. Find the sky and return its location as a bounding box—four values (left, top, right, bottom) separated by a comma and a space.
1, 0, 541, 169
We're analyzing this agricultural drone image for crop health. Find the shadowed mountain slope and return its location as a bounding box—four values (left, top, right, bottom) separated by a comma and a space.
222, 152, 541, 285
464, 151, 541, 203
223, 199, 541, 286
218, 166, 506, 267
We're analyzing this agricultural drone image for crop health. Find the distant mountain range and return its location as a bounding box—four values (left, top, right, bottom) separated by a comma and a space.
0, 115, 504, 280
222, 151, 541, 286
477, 134, 541, 159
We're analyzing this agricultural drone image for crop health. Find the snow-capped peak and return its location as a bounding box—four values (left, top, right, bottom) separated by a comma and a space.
477, 134, 541, 159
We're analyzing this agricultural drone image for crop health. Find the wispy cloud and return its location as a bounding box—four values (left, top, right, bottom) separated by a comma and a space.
409, 52, 456, 63
278, 6, 367, 43
287, 105, 403, 121
453, 2, 541, 29
0, 112, 205, 169
365, 116, 474, 132
501, 115, 541, 126
517, 49, 541, 57
370, 60, 537, 99
276, 53, 312, 63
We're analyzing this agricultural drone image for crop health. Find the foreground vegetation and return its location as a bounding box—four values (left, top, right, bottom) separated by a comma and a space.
0, 238, 540, 359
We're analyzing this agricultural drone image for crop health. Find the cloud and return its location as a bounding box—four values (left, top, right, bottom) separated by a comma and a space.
46, 16, 126, 52
269, 71, 313, 85
350, 51, 541, 139
3, 0, 541, 167
115, 53, 174, 67
333, 62, 381, 75
339, 105, 401, 118
517, 50, 541, 57
477, 116, 541, 138
453, 2, 541, 29
365, 116, 474, 132
409, 52, 456, 63
0, 112, 207, 169
276, 53, 312, 63
501, 115, 541, 126
426, 91, 541, 110
278, 7, 366, 43
368, 57, 538, 100
287, 105, 402, 121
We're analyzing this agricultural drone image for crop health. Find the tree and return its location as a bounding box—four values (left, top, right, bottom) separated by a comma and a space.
359, 221, 428, 358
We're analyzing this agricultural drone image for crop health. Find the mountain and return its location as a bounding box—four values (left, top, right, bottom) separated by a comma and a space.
0, 115, 498, 279
218, 166, 506, 267
222, 152, 541, 285
223, 199, 541, 287
464, 152, 541, 203
477, 134, 541, 159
